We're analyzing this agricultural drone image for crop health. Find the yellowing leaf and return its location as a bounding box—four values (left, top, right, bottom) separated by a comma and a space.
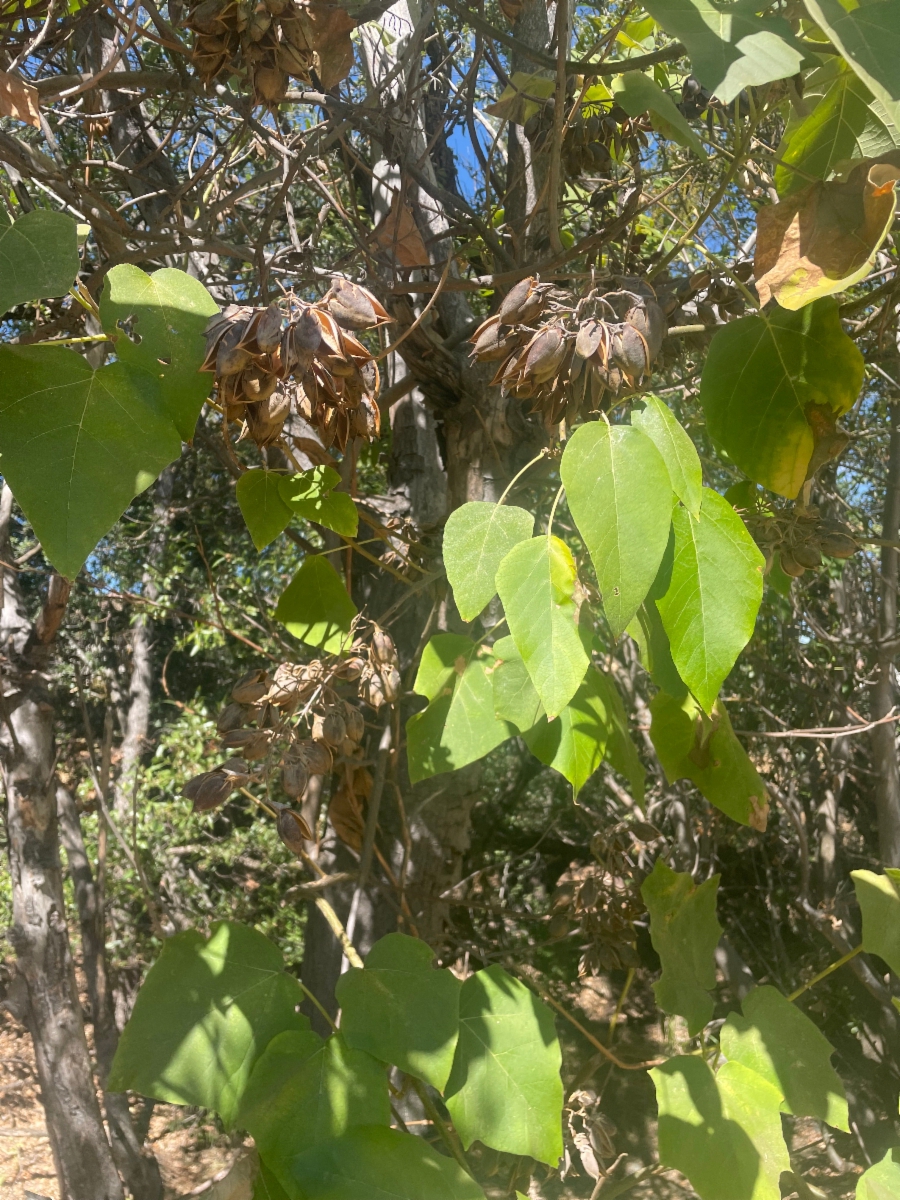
486, 71, 555, 123
612, 72, 707, 158
756, 157, 900, 309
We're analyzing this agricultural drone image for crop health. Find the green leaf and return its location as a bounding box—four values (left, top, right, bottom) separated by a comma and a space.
495, 536, 589, 719
0, 208, 79, 315
274, 556, 357, 654
253, 1161, 292, 1200
700, 298, 864, 499
238, 1030, 389, 1194
490, 635, 544, 733
279, 467, 358, 539
627, 601, 689, 698
108, 922, 307, 1126
804, 0, 900, 126
656, 489, 764, 713
444, 965, 563, 1166
485, 70, 555, 123
641, 0, 806, 104
641, 859, 721, 1035
602, 675, 647, 804
524, 666, 616, 796
237, 471, 293, 551
407, 636, 515, 782
611, 72, 707, 158
857, 1149, 900, 1200
561, 421, 674, 638
632, 396, 703, 518
0, 347, 180, 579
776, 68, 899, 198
336, 933, 461, 1092
720, 985, 849, 1130
652, 1055, 789, 1200
443, 502, 534, 621
852, 868, 900, 974
287, 1126, 486, 1200
100, 264, 219, 441
649, 692, 770, 830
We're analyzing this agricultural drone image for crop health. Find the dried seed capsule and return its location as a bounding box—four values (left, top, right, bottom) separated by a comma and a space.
282, 757, 310, 798
276, 805, 313, 853
241, 367, 279, 402
498, 277, 547, 326
255, 303, 283, 353
779, 549, 806, 578
313, 710, 346, 747
380, 665, 402, 703
792, 542, 822, 569
293, 737, 333, 774
360, 669, 386, 709
217, 702, 249, 733
575, 318, 606, 360
232, 668, 270, 704
819, 532, 857, 559
523, 325, 567, 384
220, 728, 274, 760
326, 278, 391, 331
609, 323, 650, 386
371, 627, 397, 667
269, 662, 309, 706
182, 759, 248, 812
216, 323, 252, 375
334, 655, 366, 681
343, 705, 366, 743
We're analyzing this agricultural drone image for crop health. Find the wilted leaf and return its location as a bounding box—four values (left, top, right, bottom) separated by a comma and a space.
700, 298, 864, 498
303, 3, 356, 90
0, 70, 39, 126
641, 858, 721, 1035
756, 157, 900, 309
649, 692, 769, 830
375, 195, 429, 267
641, 0, 806, 104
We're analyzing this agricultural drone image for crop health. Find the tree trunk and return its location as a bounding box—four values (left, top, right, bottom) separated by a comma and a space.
0, 485, 125, 1200
57, 784, 164, 1200
871, 401, 900, 865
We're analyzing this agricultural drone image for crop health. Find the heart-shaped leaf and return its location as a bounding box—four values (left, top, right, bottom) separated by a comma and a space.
0, 208, 79, 316
237, 470, 293, 550
443, 501, 534, 621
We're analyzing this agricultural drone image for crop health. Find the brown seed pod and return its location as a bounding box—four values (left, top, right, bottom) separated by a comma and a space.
294, 738, 333, 775
792, 542, 823, 569
269, 662, 310, 707
360, 668, 386, 709
282, 757, 310, 798
343, 704, 366, 743
245, 390, 290, 446
334, 655, 366, 681
276, 805, 313, 854
523, 325, 567, 385
313, 709, 346, 747
819, 532, 857, 559
498, 277, 548, 326
232, 668, 270, 704
220, 728, 274, 760
779, 549, 806, 578
216, 323, 253, 376
371, 627, 397, 667
217, 702, 249, 733
470, 315, 526, 362
609, 323, 650, 386
379, 665, 402, 703
575, 318, 607, 360
183, 759, 249, 812
240, 367, 279, 402
326, 278, 392, 331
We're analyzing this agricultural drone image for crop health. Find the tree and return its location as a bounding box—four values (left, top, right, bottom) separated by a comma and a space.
1, 0, 900, 1196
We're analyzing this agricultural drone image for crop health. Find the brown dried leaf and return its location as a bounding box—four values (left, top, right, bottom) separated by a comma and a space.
329, 781, 364, 850
375, 195, 430, 268
755, 158, 900, 310
301, 3, 356, 91
0, 71, 40, 128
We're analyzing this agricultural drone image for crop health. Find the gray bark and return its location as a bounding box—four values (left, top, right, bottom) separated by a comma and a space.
0, 484, 124, 1200
871, 401, 900, 865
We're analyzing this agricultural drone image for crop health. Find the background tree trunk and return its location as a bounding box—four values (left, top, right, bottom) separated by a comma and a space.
0, 485, 125, 1200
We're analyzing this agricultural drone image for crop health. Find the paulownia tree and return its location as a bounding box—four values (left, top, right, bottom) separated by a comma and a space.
1, 0, 900, 1195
